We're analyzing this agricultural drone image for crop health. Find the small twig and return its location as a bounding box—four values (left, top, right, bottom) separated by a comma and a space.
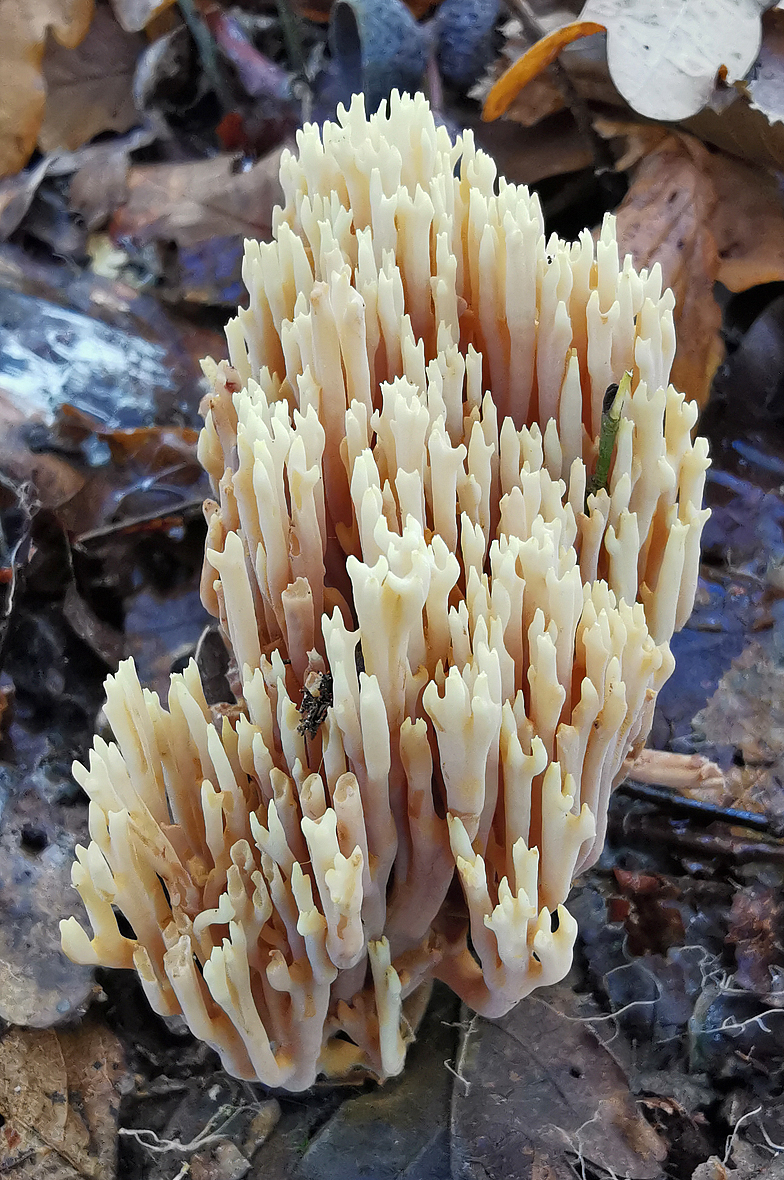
448, 1013, 478, 1096
275, 0, 308, 81
75, 498, 205, 546
178, 0, 233, 112
616, 781, 779, 838
444, 1057, 471, 1093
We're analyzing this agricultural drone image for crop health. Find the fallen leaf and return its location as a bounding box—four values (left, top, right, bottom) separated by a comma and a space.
0, 1024, 125, 1178
482, 20, 606, 120
709, 153, 784, 291
600, 120, 784, 353
612, 132, 723, 408
0, 157, 51, 240
111, 150, 285, 248
451, 983, 667, 1180
38, 5, 144, 153
0, 805, 94, 1027
726, 884, 784, 997
685, 92, 784, 173
472, 12, 619, 127
109, 149, 286, 303
0, 388, 86, 509
0, 0, 94, 178
458, 104, 596, 187
746, 7, 784, 123
579, 0, 770, 121
109, 0, 175, 33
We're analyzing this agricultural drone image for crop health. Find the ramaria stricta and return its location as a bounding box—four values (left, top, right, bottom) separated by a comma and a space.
61, 92, 709, 1090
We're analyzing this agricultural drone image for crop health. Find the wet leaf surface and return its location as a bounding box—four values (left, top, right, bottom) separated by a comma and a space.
451, 983, 667, 1180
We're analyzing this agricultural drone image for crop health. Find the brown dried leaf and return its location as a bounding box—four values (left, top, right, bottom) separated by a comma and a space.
694, 640, 784, 823
452, 984, 667, 1180
472, 14, 619, 128
111, 149, 285, 248
38, 5, 143, 154
685, 95, 784, 173
0, 157, 51, 239
602, 116, 784, 291
0, 0, 94, 178
612, 133, 723, 409
0, 1024, 124, 1179
726, 885, 784, 997
709, 153, 784, 291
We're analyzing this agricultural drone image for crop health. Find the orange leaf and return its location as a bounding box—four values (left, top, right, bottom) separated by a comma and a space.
482, 20, 605, 122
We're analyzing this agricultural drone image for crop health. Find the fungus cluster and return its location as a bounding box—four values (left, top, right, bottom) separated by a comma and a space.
61, 93, 709, 1090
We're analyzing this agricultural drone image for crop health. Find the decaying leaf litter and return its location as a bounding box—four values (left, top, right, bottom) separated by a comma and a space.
2, 0, 784, 1176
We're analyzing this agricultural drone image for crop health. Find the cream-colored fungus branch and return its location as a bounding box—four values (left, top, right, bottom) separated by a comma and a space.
61, 91, 709, 1088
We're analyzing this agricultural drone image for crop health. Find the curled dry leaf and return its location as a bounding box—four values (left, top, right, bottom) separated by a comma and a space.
472, 14, 618, 128
612, 132, 723, 409
482, 20, 605, 120
0, 0, 94, 178
709, 152, 784, 291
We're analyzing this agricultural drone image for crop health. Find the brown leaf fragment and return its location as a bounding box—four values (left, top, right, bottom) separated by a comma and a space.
38, 5, 144, 153
0, 1024, 125, 1179
708, 153, 784, 291
451, 984, 667, 1180
694, 640, 784, 823
612, 133, 723, 409
726, 884, 784, 997
111, 149, 285, 248
0, 157, 51, 240
0, 0, 94, 177
58, 1023, 125, 1176
0, 1030, 68, 1146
